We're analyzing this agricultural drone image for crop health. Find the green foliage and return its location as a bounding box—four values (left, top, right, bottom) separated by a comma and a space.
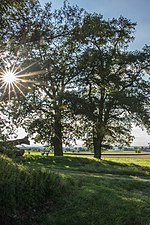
0, 0, 86, 155
0, 141, 15, 157
135, 148, 142, 153
0, 107, 16, 141
67, 13, 150, 157
0, 0, 27, 13
0, 154, 73, 225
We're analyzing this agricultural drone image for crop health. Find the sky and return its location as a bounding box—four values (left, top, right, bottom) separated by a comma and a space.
40, 0, 150, 50
18, 0, 150, 146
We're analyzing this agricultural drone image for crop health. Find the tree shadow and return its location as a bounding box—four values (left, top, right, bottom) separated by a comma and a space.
23, 155, 150, 178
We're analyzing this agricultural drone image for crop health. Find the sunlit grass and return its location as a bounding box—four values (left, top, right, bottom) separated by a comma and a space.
104, 157, 150, 167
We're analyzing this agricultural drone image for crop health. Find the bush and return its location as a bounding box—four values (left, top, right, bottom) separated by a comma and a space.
135, 148, 141, 153
0, 142, 15, 157
0, 142, 25, 157
0, 154, 72, 225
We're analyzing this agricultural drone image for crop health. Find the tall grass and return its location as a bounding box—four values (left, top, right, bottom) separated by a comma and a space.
0, 154, 73, 225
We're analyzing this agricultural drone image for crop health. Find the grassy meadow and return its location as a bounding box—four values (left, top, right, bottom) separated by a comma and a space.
0, 153, 150, 225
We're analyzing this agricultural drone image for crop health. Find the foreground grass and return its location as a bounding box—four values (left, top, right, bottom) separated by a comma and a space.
0, 154, 74, 225
22, 155, 150, 225
1, 153, 150, 225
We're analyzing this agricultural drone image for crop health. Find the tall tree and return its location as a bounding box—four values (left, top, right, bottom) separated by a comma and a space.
0, 0, 37, 140
0, 0, 37, 35
1, 1, 85, 155
1, 3, 149, 159
67, 15, 150, 158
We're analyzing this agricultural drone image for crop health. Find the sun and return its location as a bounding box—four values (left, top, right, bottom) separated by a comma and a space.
0, 60, 45, 100
3, 70, 16, 84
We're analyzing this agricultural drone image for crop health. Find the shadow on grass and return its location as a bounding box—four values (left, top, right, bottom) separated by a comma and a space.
42, 171, 150, 225
23, 155, 150, 178
15, 155, 150, 225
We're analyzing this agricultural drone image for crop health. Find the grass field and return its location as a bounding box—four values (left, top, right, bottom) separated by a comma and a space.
24, 150, 148, 156
22, 155, 150, 225
1, 153, 150, 225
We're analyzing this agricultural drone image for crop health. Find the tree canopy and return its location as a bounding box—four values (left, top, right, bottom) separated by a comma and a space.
62, 14, 150, 158
0, 1, 149, 158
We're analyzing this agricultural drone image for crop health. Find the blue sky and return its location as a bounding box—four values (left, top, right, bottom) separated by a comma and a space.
40, 0, 150, 50
18, 0, 150, 146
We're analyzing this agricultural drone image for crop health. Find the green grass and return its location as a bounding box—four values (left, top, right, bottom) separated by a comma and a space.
104, 157, 150, 167
23, 155, 150, 177
1, 153, 150, 225
25, 150, 147, 156
21, 155, 150, 225
0, 154, 74, 225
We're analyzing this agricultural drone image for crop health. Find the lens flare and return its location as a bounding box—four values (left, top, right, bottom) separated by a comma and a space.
0, 60, 45, 100
3, 70, 16, 84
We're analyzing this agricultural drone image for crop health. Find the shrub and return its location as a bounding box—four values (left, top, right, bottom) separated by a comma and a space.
135, 148, 141, 153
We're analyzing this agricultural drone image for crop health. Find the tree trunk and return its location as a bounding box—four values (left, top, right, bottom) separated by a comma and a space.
53, 110, 63, 156
93, 132, 103, 159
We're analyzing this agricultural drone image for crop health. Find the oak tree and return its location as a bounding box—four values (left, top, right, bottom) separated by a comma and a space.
67, 15, 150, 158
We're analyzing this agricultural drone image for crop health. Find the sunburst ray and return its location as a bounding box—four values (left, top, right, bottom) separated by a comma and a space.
0, 60, 46, 100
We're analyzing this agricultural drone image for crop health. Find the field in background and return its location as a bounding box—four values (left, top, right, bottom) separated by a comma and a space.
24, 150, 150, 158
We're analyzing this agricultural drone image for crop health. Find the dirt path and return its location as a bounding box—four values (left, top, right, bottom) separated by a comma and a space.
67, 153, 150, 158
102, 154, 150, 158
65, 152, 150, 158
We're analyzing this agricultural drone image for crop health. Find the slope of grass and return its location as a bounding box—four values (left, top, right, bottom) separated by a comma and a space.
22, 155, 150, 225
43, 178, 150, 225
0, 154, 74, 225
24, 155, 150, 177
1, 153, 150, 225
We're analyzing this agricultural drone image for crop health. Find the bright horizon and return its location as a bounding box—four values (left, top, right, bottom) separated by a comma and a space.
17, 126, 150, 147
